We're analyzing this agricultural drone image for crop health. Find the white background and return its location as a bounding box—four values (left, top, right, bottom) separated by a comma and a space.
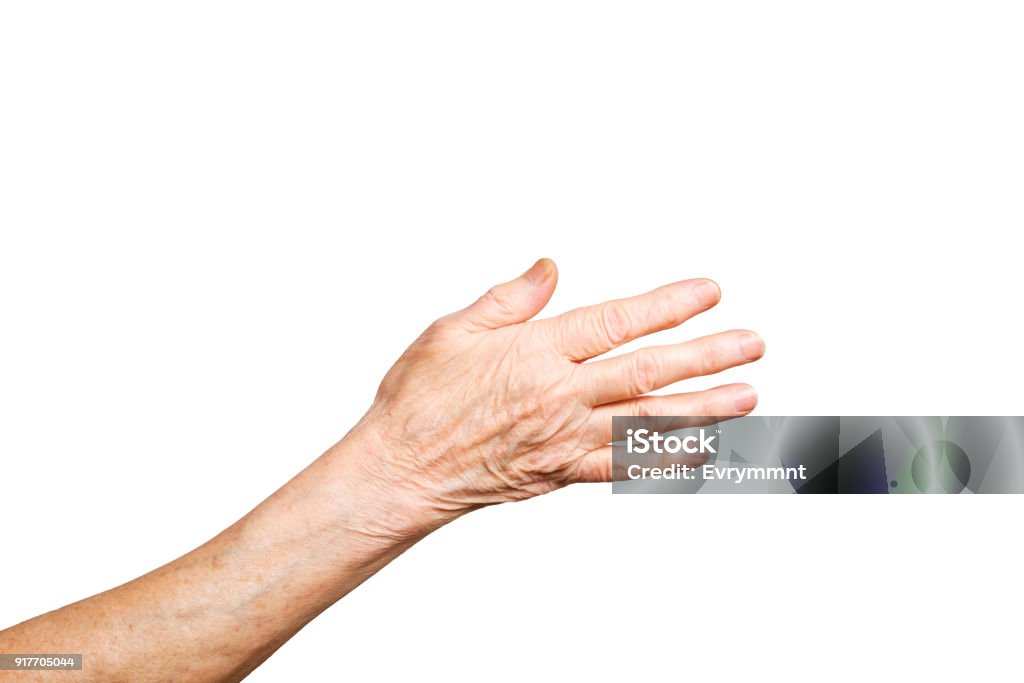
2, 2, 1023, 681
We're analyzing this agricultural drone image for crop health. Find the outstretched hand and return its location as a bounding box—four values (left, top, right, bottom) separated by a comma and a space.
347, 259, 765, 533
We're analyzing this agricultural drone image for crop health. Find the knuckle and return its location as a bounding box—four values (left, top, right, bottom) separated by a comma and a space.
628, 396, 655, 418
655, 291, 685, 328
699, 340, 729, 376
697, 347, 717, 376
599, 303, 631, 347
481, 286, 517, 319
697, 393, 720, 415
630, 350, 659, 395
425, 314, 457, 337
593, 455, 613, 483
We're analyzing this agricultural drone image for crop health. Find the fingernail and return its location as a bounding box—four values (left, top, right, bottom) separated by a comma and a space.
733, 386, 758, 412
693, 280, 721, 308
524, 258, 552, 286
738, 332, 765, 360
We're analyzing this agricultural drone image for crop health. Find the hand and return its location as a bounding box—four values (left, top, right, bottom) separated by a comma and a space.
345, 259, 765, 534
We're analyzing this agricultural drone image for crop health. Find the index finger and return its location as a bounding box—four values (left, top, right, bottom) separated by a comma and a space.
548, 278, 721, 361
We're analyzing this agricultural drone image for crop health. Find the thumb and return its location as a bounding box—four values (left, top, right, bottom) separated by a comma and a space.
455, 258, 558, 331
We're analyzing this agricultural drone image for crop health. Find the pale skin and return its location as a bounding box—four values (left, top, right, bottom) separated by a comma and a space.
0, 259, 765, 681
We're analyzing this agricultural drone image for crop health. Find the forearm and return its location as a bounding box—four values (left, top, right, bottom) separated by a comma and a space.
0, 428, 439, 683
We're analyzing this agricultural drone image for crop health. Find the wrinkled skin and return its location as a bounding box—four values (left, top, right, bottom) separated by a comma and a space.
346, 258, 765, 533
0, 259, 766, 682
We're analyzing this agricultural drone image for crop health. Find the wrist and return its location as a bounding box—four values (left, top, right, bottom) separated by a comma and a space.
318, 419, 464, 546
